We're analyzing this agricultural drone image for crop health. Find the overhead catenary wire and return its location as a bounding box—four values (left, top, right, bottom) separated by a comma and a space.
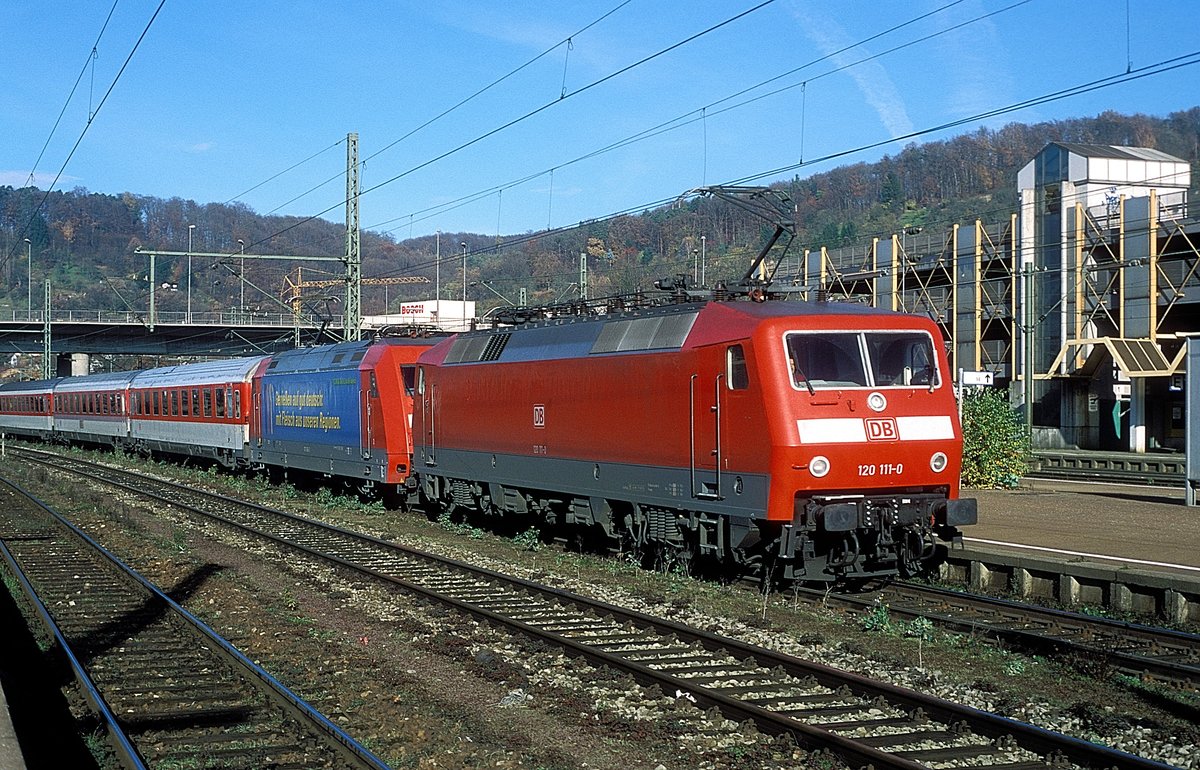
362, 0, 1030, 237
23, 0, 122, 191
359, 52, 1200, 294
175, 0, 1040, 266
242, 0, 778, 253
4, 0, 168, 270
236, 0, 636, 218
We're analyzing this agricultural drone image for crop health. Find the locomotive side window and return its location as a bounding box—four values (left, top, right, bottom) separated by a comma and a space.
726, 345, 749, 390
866, 332, 938, 387
401, 365, 416, 396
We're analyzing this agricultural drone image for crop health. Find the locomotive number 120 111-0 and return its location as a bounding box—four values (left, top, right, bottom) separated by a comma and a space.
858, 463, 903, 476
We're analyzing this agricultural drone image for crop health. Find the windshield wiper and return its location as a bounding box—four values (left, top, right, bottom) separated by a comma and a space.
794, 365, 816, 396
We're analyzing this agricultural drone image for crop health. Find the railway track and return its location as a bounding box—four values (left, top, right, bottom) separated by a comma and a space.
796, 582, 1200, 690
0, 473, 392, 770
12, 446, 1181, 770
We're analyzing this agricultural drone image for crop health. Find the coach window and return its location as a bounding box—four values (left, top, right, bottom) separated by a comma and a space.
102, 395, 109, 415
192, 389, 200, 416
151, 391, 159, 415
215, 388, 226, 418
171, 390, 179, 417
233, 390, 242, 419
726, 345, 749, 390
203, 388, 212, 417
182, 389, 190, 417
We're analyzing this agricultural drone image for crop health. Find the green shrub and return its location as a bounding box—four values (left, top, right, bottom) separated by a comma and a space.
960, 388, 1030, 488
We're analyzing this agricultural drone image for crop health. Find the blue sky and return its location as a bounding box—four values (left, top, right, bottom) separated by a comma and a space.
3, 0, 1197, 243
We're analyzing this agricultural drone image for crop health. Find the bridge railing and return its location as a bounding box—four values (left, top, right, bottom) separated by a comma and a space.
0, 310, 339, 328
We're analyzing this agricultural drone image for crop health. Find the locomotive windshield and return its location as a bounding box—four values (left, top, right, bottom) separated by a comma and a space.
785, 331, 939, 390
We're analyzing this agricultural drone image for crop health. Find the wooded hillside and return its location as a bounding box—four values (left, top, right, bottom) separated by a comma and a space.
2, 108, 1197, 318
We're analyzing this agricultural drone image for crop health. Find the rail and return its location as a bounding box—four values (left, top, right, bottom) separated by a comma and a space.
0, 472, 392, 770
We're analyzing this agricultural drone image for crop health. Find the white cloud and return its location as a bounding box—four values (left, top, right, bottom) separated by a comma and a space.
789, 5, 914, 138
0, 170, 69, 188
186, 142, 215, 153
936, 1, 1014, 119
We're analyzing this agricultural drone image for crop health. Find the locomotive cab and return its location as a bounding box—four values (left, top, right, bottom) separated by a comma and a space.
755, 313, 977, 582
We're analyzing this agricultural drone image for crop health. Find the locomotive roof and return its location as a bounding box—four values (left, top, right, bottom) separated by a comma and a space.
438, 299, 919, 366
262, 337, 431, 375
264, 339, 374, 374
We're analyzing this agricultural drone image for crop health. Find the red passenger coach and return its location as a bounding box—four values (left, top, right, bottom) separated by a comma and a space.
251, 338, 434, 493
52, 370, 140, 446
0, 379, 60, 440
126, 356, 269, 464
414, 299, 976, 583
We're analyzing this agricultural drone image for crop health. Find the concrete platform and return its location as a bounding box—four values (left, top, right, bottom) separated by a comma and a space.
939, 478, 1200, 623
0, 677, 27, 770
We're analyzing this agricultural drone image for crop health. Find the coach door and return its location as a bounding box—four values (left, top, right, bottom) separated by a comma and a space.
689, 372, 724, 500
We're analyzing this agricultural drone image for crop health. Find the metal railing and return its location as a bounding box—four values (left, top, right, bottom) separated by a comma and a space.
0, 310, 338, 328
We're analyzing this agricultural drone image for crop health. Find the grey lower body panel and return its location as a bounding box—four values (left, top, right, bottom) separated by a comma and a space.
419, 446, 770, 524
254, 439, 389, 482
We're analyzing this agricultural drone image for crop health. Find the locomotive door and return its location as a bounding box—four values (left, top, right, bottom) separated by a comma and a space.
689, 373, 724, 500
360, 371, 378, 460
419, 367, 437, 466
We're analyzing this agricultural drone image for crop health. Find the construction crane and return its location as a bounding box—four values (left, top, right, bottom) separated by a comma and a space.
283, 267, 430, 315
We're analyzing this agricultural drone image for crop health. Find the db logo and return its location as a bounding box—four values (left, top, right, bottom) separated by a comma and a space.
864, 417, 898, 441
533, 404, 545, 428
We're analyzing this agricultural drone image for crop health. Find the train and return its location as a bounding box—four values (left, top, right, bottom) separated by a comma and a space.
0, 296, 976, 584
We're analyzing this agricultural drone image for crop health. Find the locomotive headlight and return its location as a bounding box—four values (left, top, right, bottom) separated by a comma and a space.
930, 451, 948, 473
809, 455, 830, 477
867, 391, 887, 412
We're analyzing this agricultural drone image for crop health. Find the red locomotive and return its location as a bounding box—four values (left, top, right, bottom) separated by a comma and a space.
413, 298, 975, 582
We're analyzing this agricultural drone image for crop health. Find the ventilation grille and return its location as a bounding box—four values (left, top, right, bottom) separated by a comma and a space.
591, 312, 697, 354
445, 333, 511, 364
